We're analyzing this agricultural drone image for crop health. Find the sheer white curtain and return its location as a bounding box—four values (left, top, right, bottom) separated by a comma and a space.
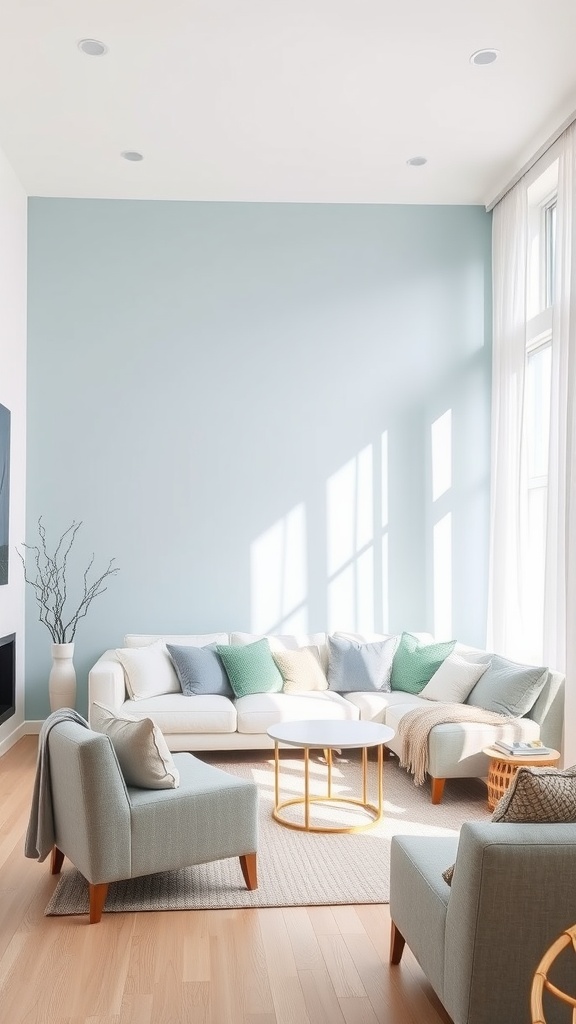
544, 123, 576, 764
487, 182, 529, 659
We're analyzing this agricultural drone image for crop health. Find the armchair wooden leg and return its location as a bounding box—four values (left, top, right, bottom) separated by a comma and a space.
239, 853, 258, 890
390, 921, 406, 964
50, 846, 65, 875
88, 882, 109, 924
431, 777, 446, 804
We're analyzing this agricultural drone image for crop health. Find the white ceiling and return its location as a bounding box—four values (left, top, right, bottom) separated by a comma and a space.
1, 0, 575, 206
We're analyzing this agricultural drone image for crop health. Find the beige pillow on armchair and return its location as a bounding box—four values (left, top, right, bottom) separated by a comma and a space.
91, 701, 179, 789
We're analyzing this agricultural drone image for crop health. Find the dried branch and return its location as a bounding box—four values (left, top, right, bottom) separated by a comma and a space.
17, 517, 119, 644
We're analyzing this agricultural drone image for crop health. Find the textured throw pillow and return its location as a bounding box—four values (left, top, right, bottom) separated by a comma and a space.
115, 641, 180, 700
491, 765, 576, 823
217, 638, 283, 698
167, 643, 233, 697
466, 654, 548, 717
91, 701, 179, 789
272, 647, 328, 693
442, 863, 455, 886
327, 635, 399, 692
420, 653, 490, 703
391, 633, 456, 694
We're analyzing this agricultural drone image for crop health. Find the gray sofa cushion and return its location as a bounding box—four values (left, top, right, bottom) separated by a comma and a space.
167, 643, 233, 697
327, 635, 398, 692
466, 654, 548, 716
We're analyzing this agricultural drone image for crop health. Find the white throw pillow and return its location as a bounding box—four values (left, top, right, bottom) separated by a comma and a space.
91, 701, 179, 789
115, 640, 180, 700
272, 646, 328, 693
420, 653, 490, 703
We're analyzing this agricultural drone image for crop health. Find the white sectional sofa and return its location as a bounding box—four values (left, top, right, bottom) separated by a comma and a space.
88, 630, 565, 803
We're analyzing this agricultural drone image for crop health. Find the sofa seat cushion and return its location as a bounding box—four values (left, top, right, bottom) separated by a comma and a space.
344, 690, 425, 723
235, 690, 360, 735
119, 694, 237, 734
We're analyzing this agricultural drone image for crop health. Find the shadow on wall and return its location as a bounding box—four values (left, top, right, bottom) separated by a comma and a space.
250, 349, 490, 646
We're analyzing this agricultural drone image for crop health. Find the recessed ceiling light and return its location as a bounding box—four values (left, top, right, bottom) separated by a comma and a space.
78, 39, 108, 56
407, 156, 427, 167
470, 48, 499, 66
121, 151, 144, 162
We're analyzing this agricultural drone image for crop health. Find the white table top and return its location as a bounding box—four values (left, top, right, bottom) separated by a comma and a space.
267, 720, 395, 749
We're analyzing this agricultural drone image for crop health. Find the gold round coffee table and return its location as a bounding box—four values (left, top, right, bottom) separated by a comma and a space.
483, 746, 561, 811
267, 720, 394, 834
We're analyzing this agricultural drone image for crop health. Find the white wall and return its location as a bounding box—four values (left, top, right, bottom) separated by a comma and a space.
0, 146, 27, 754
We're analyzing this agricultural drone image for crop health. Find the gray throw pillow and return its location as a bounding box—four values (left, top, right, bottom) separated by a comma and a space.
466, 654, 548, 717
167, 643, 233, 697
327, 635, 398, 693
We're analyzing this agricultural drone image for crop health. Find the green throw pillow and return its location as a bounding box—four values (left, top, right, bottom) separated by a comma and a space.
217, 638, 283, 698
391, 632, 456, 694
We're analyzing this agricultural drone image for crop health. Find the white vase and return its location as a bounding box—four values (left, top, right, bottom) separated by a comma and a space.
49, 642, 77, 711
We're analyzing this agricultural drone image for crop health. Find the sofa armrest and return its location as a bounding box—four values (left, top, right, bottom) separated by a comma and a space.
88, 650, 127, 723
444, 820, 576, 1024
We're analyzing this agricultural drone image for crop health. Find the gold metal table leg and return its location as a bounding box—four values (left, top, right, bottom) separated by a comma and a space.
304, 747, 310, 830
271, 743, 386, 834
274, 741, 279, 811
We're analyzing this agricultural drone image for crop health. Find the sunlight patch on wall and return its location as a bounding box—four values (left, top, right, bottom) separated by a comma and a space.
433, 512, 452, 640
381, 430, 389, 630
431, 410, 453, 639
431, 409, 452, 501
250, 503, 307, 634
327, 445, 375, 632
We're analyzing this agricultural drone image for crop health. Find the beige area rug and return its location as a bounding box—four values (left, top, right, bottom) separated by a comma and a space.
46, 751, 490, 915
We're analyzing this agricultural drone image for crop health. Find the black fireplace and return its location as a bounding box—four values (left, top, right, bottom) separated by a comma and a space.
0, 633, 15, 726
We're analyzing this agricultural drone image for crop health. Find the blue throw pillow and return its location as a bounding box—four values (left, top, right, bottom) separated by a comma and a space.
327, 635, 398, 692
167, 643, 233, 697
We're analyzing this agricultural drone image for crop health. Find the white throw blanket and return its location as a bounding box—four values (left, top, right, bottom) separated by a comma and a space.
25, 708, 90, 862
397, 702, 519, 786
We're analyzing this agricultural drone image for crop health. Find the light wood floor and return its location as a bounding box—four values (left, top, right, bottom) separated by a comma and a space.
0, 736, 453, 1024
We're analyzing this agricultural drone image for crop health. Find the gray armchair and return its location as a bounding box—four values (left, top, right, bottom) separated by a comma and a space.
47, 720, 259, 922
390, 822, 576, 1024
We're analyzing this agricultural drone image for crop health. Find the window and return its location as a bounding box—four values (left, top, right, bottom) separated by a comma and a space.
523, 163, 557, 660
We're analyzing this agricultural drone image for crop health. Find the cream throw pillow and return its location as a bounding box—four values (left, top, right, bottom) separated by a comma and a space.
91, 701, 180, 789
115, 640, 180, 700
272, 646, 328, 693
420, 653, 490, 703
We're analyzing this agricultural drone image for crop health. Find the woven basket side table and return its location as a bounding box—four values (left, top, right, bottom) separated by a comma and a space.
483, 747, 562, 811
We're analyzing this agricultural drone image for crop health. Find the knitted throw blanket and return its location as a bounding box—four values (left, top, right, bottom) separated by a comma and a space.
397, 702, 517, 786
25, 708, 90, 862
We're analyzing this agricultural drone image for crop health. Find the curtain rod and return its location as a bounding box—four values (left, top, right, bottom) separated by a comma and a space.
486, 108, 576, 212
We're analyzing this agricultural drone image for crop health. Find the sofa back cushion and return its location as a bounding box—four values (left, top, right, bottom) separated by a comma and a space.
230, 632, 329, 671
124, 633, 228, 648
466, 654, 548, 717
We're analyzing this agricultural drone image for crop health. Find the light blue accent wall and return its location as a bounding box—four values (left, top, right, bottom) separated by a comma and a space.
26, 199, 492, 718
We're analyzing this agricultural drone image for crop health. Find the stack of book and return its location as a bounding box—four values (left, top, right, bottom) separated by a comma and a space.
493, 740, 552, 757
